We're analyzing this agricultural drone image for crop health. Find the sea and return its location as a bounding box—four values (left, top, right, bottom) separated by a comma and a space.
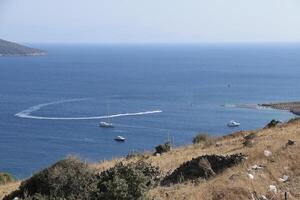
1, 43, 299, 178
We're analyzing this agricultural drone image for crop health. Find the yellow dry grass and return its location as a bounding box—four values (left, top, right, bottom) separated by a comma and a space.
0, 182, 20, 200
1, 118, 300, 200
146, 119, 300, 200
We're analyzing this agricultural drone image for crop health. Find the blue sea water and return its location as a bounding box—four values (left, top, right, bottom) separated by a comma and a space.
0, 43, 299, 178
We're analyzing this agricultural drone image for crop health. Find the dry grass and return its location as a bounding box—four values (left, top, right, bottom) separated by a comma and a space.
1, 119, 300, 200
147, 119, 300, 200
0, 182, 20, 200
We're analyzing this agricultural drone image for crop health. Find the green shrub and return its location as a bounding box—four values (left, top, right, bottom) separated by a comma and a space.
5, 157, 96, 200
243, 132, 256, 140
126, 150, 150, 160
192, 133, 214, 147
243, 139, 254, 147
154, 142, 171, 154
265, 119, 281, 128
0, 172, 14, 185
95, 161, 160, 200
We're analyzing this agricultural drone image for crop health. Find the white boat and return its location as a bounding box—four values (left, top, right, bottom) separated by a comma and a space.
227, 120, 240, 127
99, 121, 114, 128
99, 103, 114, 128
114, 136, 126, 142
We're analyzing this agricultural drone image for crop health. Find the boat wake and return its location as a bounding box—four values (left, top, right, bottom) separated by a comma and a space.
15, 98, 162, 120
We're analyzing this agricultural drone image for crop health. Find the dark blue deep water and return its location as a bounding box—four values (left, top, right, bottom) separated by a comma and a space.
1, 43, 299, 178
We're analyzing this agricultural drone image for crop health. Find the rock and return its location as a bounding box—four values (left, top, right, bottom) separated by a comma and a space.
161, 153, 245, 185
248, 164, 264, 171
269, 185, 277, 193
228, 173, 241, 181
260, 195, 268, 200
286, 139, 295, 146
215, 142, 222, 147
278, 175, 289, 182
264, 150, 272, 157
247, 173, 254, 179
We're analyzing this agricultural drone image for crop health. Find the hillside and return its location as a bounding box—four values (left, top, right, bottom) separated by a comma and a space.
1, 118, 300, 200
0, 39, 45, 56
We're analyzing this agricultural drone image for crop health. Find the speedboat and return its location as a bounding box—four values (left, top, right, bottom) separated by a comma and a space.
99, 121, 114, 128
114, 136, 126, 142
227, 120, 240, 127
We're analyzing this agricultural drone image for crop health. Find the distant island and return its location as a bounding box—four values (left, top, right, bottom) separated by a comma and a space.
0, 39, 45, 56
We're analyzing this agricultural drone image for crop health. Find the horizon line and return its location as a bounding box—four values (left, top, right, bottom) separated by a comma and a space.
22, 41, 300, 45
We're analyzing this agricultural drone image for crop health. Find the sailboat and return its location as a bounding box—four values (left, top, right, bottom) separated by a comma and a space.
99, 104, 114, 128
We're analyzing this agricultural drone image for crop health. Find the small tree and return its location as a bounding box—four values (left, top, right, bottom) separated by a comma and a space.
192, 133, 214, 147
265, 119, 280, 128
154, 142, 171, 154
4, 157, 96, 200
0, 172, 14, 185
95, 161, 159, 200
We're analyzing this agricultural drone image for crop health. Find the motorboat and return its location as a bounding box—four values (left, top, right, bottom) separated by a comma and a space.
114, 136, 126, 142
227, 120, 240, 127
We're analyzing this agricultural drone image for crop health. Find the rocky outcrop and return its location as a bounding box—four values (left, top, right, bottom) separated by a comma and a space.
161, 154, 245, 185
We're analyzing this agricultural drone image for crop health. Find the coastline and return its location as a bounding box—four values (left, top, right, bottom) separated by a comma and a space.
1, 117, 300, 199
260, 101, 300, 115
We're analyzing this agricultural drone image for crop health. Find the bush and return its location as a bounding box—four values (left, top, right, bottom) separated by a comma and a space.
243, 132, 256, 140
265, 119, 281, 128
243, 139, 253, 147
154, 142, 171, 154
0, 172, 14, 185
4, 157, 96, 200
243, 132, 256, 147
192, 133, 214, 147
94, 161, 160, 200
126, 150, 150, 160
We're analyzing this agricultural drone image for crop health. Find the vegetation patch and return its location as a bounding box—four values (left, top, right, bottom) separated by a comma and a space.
0, 173, 14, 185
243, 132, 256, 147
243, 132, 256, 140
192, 133, 214, 147
94, 161, 160, 200
154, 142, 171, 154
265, 119, 281, 128
126, 150, 150, 160
4, 157, 96, 200
161, 154, 245, 185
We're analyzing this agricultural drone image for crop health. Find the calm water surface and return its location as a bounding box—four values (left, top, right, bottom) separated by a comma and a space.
0, 44, 299, 178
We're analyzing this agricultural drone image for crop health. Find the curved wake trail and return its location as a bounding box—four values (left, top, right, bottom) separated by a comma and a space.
15, 98, 162, 120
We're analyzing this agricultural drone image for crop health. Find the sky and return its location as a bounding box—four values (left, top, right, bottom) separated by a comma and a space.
0, 0, 300, 43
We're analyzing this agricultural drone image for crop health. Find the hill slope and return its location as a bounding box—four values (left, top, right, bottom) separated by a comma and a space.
0, 39, 45, 56
1, 118, 300, 199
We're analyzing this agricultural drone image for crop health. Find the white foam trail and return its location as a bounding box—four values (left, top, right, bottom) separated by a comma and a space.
15, 98, 162, 120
